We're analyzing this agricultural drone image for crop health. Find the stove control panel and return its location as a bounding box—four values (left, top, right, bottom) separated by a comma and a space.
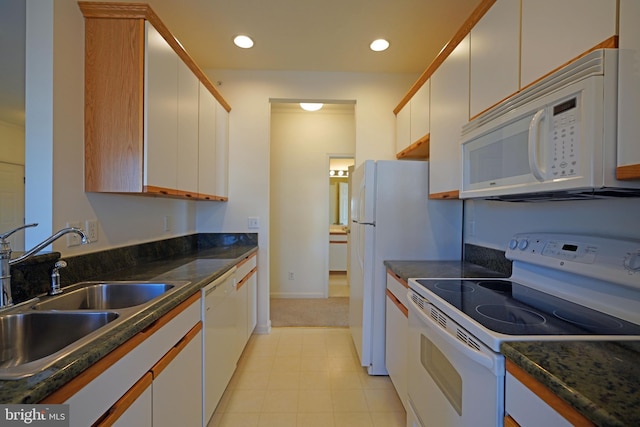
507, 233, 640, 288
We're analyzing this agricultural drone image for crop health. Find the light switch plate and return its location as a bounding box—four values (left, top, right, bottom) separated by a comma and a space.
248, 217, 260, 229
85, 219, 98, 243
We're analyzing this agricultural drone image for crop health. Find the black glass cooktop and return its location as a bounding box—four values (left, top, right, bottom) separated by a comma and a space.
413, 279, 640, 336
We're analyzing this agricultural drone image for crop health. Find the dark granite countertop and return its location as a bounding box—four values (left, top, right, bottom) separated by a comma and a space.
0, 244, 257, 404
502, 341, 640, 427
384, 260, 510, 281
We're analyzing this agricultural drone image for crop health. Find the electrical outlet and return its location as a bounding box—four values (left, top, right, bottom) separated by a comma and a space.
248, 217, 260, 229
66, 221, 82, 247
288, 272, 294, 280
85, 219, 98, 243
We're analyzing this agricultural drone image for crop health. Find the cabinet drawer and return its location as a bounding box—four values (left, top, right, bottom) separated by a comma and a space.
236, 253, 257, 281
386, 271, 409, 307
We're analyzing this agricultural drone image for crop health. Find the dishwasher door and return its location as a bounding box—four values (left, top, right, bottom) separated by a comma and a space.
201, 267, 237, 424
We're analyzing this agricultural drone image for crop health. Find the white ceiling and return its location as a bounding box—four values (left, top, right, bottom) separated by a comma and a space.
0, 0, 481, 125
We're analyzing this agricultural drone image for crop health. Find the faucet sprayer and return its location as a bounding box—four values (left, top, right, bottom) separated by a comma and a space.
0, 224, 90, 307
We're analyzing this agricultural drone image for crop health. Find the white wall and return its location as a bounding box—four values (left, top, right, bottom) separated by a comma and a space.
25, 0, 197, 253
465, 198, 640, 250
196, 70, 416, 331
270, 106, 355, 298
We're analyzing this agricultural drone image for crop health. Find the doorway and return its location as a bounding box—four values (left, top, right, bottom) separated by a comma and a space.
328, 156, 354, 297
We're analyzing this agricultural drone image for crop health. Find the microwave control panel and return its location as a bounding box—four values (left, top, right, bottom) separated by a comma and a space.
549, 95, 580, 179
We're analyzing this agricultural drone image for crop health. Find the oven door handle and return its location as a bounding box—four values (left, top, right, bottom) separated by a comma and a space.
408, 296, 501, 374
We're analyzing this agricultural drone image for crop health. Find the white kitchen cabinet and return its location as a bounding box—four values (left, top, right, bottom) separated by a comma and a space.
176, 60, 200, 196
95, 373, 153, 427
520, 0, 617, 88
144, 23, 179, 192
329, 233, 348, 272
429, 35, 470, 198
469, 0, 520, 118
385, 271, 409, 411
617, 0, 640, 180
235, 276, 249, 360
80, 3, 231, 200
395, 103, 411, 154
410, 81, 430, 142
56, 295, 201, 427
152, 326, 203, 427
198, 83, 217, 197
246, 270, 257, 337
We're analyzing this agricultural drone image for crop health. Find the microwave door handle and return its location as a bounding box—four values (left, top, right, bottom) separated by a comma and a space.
528, 109, 546, 181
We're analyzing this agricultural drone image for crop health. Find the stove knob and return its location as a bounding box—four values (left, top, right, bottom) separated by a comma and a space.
624, 251, 640, 272
518, 239, 529, 250
509, 239, 518, 250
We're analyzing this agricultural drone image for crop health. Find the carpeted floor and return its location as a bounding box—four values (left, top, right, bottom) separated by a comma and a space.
270, 297, 349, 327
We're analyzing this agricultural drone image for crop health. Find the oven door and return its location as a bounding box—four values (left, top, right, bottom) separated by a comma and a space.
407, 291, 505, 427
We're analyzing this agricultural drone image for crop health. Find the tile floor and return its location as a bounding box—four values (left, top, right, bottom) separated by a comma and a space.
207, 327, 406, 427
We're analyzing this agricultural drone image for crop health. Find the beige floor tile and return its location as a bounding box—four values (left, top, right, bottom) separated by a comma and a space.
299, 371, 332, 390
218, 412, 260, 427
213, 387, 232, 414
272, 355, 302, 372
331, 389, 369, 412
231, 370, 270, 390
371, 411, 406, 427
359, 372, 395, 390
333, 412, 374, 427
206, 412, 222, 427
258, 412, 298, 427
239, 355, 275, 373
364, 389, 404, 412
267, 371, 300, 390
297, 412, 336, 427
298, 389, 333, 412
261, 389, 300, 413
328, 355, 361, 372
330, 370, 364, 390
225, 389, 266, 413
301, 355, 329, 372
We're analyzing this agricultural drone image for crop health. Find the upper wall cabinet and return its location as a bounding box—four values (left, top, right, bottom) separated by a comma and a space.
395, 81, 430, 160
469, 0, 520, 118
79, 2, 231, 201
429, 35, 470, 199
520, 0, 617, 88
617, 0, 640, 180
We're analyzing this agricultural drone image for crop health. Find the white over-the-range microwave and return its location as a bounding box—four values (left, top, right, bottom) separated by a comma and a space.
460, 49, 640, 201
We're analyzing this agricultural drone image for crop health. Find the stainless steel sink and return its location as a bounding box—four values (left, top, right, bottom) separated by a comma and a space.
0, 311, 119, 378
32, 282, 176, 310
0, 280, 190, 379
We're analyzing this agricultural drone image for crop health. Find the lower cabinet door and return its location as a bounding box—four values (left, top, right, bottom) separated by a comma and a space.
152, 325, 203, 427
95, 373, 153, 427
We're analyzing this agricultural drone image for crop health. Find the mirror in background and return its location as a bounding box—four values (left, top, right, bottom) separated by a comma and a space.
329, 157, 354, 228
0, 0, 26, 250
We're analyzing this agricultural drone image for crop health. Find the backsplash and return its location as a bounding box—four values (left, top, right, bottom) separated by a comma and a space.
464, 243, 512, 276
8, 233, 258, 304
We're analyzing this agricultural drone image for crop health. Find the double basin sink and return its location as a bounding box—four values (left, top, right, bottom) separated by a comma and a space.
0, 280, 190, 380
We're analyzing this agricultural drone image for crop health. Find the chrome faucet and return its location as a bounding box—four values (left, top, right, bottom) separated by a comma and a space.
0, 223, 90, 308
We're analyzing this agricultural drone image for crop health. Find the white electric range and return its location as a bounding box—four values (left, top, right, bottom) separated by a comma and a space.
405, 233, 640, 427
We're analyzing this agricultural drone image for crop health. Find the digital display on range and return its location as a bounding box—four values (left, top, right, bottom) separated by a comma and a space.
562, 244, 578, 252
553, 98, 577, 116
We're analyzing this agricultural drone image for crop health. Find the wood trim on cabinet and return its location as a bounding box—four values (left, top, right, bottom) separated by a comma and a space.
91, 372, 153, 427
386, 269, 408, 288
617, 164, 640, 180
506, 359, 596, 427
236, 252, 257, 269
78, 2, 231, 112
40, 292, 201, 404
386, 289, 408, 318
150, 321, 202, 378
393, 0, 496, 114
396, 134, 430, 160
84, 17, 145, 193
504, 414, 520, 427
429, 190, 460, 200
236, 267, 257, 290
197, 193, 229, 202
329, 240, 348, 244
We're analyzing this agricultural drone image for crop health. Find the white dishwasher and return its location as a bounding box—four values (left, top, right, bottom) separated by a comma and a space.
201, 266, 237, 425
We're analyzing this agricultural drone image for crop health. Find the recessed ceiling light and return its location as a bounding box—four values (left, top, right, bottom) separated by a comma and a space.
300, 103, 324, 111
370, 39, 390, 52
234, 35, 254, 49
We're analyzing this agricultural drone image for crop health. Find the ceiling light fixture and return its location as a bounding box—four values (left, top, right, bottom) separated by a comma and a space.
300, 103, 323, 111
370, 39, 390, 52
233, 35, 254, 49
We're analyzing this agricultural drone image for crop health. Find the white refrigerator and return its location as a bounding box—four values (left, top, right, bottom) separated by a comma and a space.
349, 160, 462, 375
